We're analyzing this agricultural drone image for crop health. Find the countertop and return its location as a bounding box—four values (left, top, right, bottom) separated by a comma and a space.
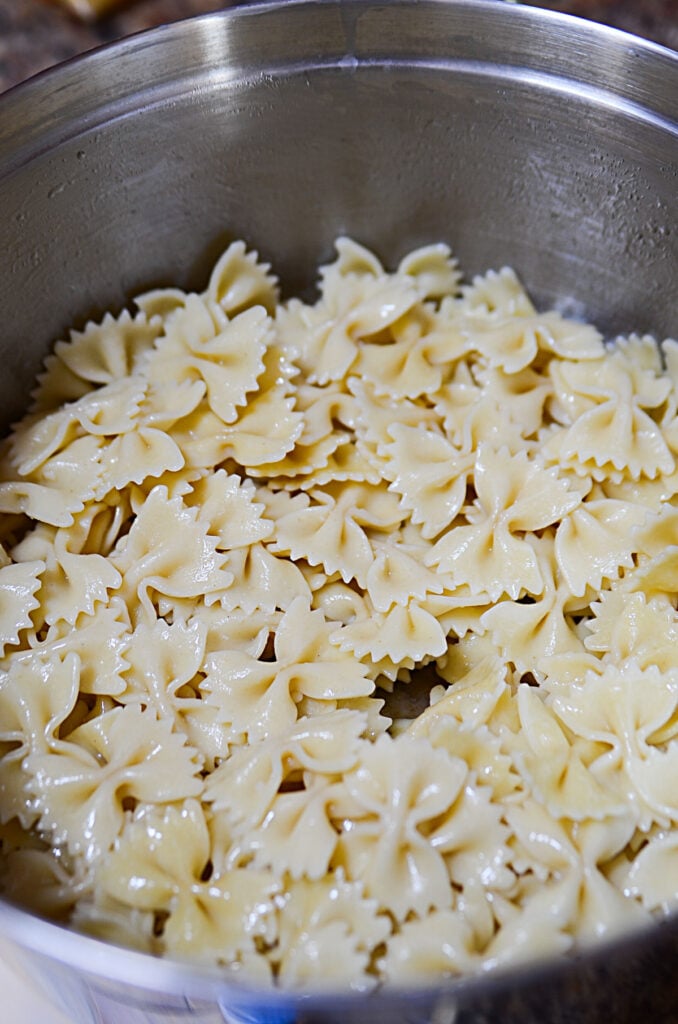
0, 0, 677, 94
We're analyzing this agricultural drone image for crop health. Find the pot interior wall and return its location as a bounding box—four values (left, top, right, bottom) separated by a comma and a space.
0, 1, 675, 426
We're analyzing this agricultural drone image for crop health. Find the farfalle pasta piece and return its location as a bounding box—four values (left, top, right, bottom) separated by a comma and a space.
336, 733, 467, 920
332, 596, 447, 666
554, 498, 648, 597
0, 477, 85, 528
0, 559, 44, 653
0, 652, 80, 827
120, 616, 205, 713
26, 705, 204, 861
231, 775, 346, 881
584, 591, 678, 682
354, 331, 446, 400
427, 777, 515, 892
289, 244, 422, 386
184, 470, 273, 549
120, 615, 239, 766
219, 543, 311, 613
481, 872, 578, 969
206, 239, 279, 316
0, 841, 92, 919
379, 910, 477, 982
545, 354, 674, 481
366, 534, 443, 612
0, 654, 81, 830
97, 800, 279, 970
458, 266, 536, 318
91, 426, 185, 502
618, 830, 678, 913
11, 376, 146, 477
462, 364, 553, 443
70, 891, 156, 954
515, 684, 628, 821
111, 485, 233, 616
31, 310, 161, 412
29, 598, 131, 698
147, 299, 269, 425
205, 708, 369, 831
397, 243, 461, 300
174, 387, 304, 471
58, 310, 159, 384
273, 872, 391, 991
14, 526, 121, 628
481, 535, 586, 675
201, 597, 374, 743
549, 662, 678, 827
0, 650, 80, 752
429, 445, 581, 599
379, 423, 473, 539
465, 310, 603, 373
270, 481, 403, 588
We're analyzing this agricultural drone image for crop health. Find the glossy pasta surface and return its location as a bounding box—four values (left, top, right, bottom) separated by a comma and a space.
1, 239, 677, 987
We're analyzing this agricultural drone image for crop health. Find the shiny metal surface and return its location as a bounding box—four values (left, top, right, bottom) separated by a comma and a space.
0, 2, 676, 1021
0, 0, 676, 424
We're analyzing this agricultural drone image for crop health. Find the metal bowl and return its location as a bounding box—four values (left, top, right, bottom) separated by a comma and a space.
0, 2, 676, 1021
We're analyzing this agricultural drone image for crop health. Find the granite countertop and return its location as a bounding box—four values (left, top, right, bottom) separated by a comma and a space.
0, 0, 677, 94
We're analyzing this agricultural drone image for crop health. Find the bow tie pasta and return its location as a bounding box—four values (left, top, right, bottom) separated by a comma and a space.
1, 237, 678, 988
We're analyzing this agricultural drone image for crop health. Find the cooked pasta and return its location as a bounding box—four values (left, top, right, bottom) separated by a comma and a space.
1, 238, 677, 988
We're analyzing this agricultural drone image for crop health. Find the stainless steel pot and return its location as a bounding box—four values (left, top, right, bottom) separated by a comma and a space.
0, 2, 676, 1022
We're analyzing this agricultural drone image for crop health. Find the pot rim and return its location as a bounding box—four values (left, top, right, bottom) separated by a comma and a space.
2, 894, 677, 1009
0, 0, 675, 177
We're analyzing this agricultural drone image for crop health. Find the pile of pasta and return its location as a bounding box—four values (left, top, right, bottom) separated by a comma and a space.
1, 237, 678, 988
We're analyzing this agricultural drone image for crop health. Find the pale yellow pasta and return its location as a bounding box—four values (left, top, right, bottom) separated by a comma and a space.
272, 872, 390, 990
0, 237, 677, 989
